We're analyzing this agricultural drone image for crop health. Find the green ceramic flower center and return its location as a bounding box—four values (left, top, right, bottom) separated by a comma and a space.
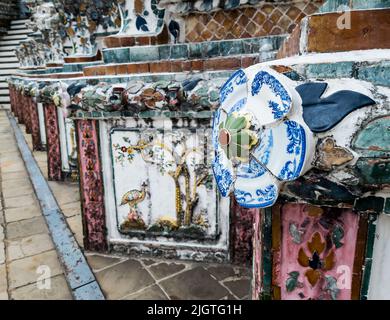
218, 128, 231, 146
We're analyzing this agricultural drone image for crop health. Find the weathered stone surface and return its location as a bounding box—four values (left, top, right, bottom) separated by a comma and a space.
0, 292, 8, 300
4, 193, 39, 209
2, 185, 34, 199
0, 264, 6, 293
86, 254, 122, 271
223, 279, 251, 299
159, 267, 229, 300
207, 265, 236, 281
66, 215, 83, 247
4, 206, 42, 223
6, 216, 49, 240
10, 275, 72, 300
95, 259, 155, 299
7, 233, 55, 261
123, 284, 168, 300
60, 201, 81, 218
48, 181, 80, 205
8, 250, 63, 289
149, 262, 186, 280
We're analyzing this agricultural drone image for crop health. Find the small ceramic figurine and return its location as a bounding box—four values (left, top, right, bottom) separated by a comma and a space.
212, 66, 376, 208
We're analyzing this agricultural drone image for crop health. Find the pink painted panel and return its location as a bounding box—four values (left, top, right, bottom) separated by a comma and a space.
279, 203, 359, 300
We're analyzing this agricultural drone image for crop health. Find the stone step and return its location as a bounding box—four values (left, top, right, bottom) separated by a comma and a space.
0, 63, 19, 69
0, 39, 24, 46
2, 34, 28, 41
0, 81, 9, 88
0, 51, 15, 57
0, 56, 18, 62
0, 103, 10, 109
11, 19, 30, 25
261, 49, 390, 87
10, 24, 28, 31
0, 95, 10, 102
0, 45, 17, 51
277, 8, 390, 59
0, 88, 9, 95
84, 54, 260, 77
7, 28, 33, 35
0, 69, 16, 75
103, 36, 285, 65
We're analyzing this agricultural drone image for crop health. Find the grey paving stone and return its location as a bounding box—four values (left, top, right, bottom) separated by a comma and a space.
123, 284, 168, 300
207, 265, 236, 281
61, 201, 81, 218
10, 275, 72, 300
66, 215, 83, 247
7, 233, 55, 261
149, 262, 186, 280
159, 267, 229, 300
223, 279, 251, 299
86, 254, 122, 271
95, 259, 155, 300
4, 206, 41, 223
8, 250, 63, 289
6, 216, 49, 240
142, 259, 158, 266
4, 193, 38, 209
0, 264, 7, 293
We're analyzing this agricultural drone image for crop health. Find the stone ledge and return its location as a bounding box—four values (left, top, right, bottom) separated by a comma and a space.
83, 55, 259, 77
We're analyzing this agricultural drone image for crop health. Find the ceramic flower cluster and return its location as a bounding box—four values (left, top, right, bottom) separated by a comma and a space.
212, 66, 316, 208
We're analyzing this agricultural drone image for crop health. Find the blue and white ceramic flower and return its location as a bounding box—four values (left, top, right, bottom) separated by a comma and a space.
212, 66, 316, 208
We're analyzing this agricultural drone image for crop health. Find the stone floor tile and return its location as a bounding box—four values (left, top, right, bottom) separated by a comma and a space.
0, 264, 7, 293
123, 284, 168, 300
2, 185, 33, 199
159, 267, 229, 300
6, 216, 48, 240
207, 265, 236, 281
61, 201, 81, 218
10, 275, 72, 300
4, 193, 39, 209
0, 292, 8, 300
1, 172, 30, 183
7, 233, 55, 261
0, 243, 4, 264
142, 259, 158, 266
48, 182, 80, 205
149, 262, 186, 280
8, 250, 63, 289
4, 206, 41, 223
86, 254, 122, 271
223, 279, 251, 299
95, 259, 155, 300
66, 215, 83, 247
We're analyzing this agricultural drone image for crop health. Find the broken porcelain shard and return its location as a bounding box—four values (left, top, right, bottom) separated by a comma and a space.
212, 66, 316, 208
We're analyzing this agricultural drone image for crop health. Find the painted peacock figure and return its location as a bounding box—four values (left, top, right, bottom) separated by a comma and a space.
120, 182, 148, 231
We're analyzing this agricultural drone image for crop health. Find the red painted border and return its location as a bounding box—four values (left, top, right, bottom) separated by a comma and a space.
76, 119, 107, 252
43, 103, 63, 181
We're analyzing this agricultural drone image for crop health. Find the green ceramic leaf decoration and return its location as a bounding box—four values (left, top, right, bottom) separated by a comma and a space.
332, 224, 344, 249
286, 271, 300, 292
228, 116, 247, 131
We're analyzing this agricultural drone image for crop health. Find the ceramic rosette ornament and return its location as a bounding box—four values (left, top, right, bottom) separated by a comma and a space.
212, 66, 316, 208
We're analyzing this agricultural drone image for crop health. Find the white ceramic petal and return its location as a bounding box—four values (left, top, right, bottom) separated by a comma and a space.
212, 149, 235, 197
220, 69, 248, 114
244, 66, 293, 126
234, 159, 280, 208
256, 120, 308, 181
